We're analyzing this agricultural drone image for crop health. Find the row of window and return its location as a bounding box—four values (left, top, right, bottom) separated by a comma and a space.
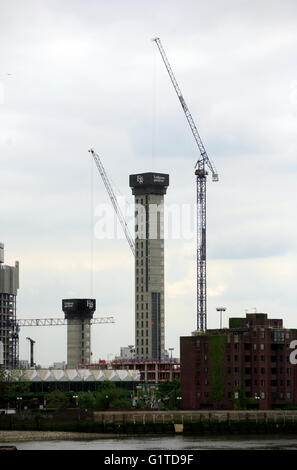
0, 294, 14, 300
198, 354, 292, 364
198, 378, 292, 388
136, 303, 149, 310
136, 312, 149, 320
136, 338, 149, 346
136, 347, 149, 356
198, 366, 292, 375
136, 330, 149, 337
226, 355, 291, 363
136, 321, 149, 328
197, 391, 292, 400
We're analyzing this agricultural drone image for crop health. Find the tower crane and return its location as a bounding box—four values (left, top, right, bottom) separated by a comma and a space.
153, 37, 218, 332
88, 148, 135, 256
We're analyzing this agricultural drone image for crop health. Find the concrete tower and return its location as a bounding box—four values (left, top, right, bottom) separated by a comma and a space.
129, 172, 169, 360
62, 299, 96, 368
0, 243, 19, 368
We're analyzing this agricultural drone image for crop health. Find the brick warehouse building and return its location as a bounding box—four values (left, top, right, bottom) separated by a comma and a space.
180, 313, 297, 410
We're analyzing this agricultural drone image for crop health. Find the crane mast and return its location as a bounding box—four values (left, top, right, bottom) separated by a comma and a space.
89, 148, 135, 256
153, 37, 218, 332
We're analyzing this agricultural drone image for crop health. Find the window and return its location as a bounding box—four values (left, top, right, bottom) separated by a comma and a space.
260, 344, 264, 350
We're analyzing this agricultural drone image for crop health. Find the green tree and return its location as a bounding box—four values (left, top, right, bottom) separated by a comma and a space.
78, 391, 96, 410
0, 368, 30, 395
94, 386, 132, 410
156, 380, 181, 410
209, 334, 227, 408
45, 390, 70, 411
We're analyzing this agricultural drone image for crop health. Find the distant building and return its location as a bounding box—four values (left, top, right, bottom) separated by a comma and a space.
129, 172, 169, 361
0, 243, 19, 368
18, 360, 29, 369
52, 361, 66, 370
115, 345, 135, 361
0, 340, 3, 365
111, 359, 180, 383
180, 313, 297, 410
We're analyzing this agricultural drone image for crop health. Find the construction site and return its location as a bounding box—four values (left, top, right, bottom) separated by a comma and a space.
1, 38, 198, 375
0, 36, 296, 412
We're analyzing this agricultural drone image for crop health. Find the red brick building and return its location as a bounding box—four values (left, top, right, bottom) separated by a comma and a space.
180, 313, 297, 410
110, 360, 180, 383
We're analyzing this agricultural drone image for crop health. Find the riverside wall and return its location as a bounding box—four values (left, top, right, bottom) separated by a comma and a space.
2, 410, 297, 435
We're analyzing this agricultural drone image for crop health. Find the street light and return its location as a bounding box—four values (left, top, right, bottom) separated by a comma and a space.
73, 395, 78, 408
216, 307, 226, 329
16, 396, 22, 413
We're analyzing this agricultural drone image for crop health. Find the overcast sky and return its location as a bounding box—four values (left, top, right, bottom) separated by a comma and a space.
0, 0, 297, 366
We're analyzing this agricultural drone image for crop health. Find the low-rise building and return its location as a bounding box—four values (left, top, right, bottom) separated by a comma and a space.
180, 313, 297, 410
111, 359, 180, 383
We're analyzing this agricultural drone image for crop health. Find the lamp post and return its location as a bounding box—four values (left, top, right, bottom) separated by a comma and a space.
216, 307, 226, 329
16, 396, 22, 413
73, 395, 78, 408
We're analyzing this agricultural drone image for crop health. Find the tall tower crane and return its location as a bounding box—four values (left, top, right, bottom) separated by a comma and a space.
153, 37, 218, 332
88, 148, 135, 256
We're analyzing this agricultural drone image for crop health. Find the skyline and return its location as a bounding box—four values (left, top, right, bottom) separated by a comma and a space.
0, 0, 296, 366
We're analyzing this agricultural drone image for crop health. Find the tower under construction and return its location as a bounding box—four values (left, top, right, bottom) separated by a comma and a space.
62, 298, 96, 368
0, 243, 19, 368
129, 172, 169, 361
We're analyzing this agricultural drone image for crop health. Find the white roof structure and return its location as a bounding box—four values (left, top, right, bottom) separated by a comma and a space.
5, 369, 140, 382
38, 369, 55, 382
52, 369, 68, 382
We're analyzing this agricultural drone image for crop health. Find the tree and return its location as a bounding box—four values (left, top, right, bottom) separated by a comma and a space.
78, 391, 96, 410
156, 380, 181, 410
45, 390, 69, 411
94, 385, 132, 410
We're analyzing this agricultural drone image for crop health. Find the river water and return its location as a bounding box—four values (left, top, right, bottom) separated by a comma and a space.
3, 435, 297, 450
